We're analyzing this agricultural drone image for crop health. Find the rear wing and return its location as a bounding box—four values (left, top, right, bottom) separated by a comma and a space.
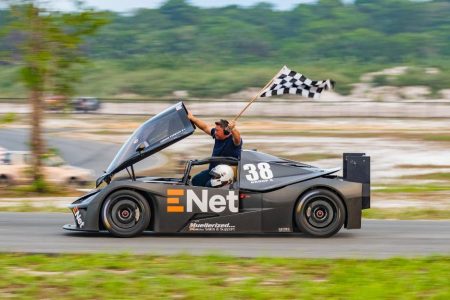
343, 153, 370, 209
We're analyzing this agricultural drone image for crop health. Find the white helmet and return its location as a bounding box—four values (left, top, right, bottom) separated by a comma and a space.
209, 164, 234, 187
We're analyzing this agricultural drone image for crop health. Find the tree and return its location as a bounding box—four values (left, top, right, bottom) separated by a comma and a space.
2, 0, 107, 187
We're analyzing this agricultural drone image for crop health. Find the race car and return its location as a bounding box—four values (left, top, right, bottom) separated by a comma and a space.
64, 102, 370, 237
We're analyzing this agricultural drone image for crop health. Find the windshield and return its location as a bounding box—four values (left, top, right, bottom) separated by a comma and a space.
104, 102, 195, 177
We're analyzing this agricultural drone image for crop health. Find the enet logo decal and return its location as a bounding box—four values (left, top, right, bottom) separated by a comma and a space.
166, 189, 239, 213
166, 189, 185, 212
72, 207, 85, 228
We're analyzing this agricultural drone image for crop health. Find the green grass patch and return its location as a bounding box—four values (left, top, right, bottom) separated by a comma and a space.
0, 112, 17, 125
0, 185, 84, 198
424, 135, 450, 142
397, 164, 450, 169
363, 208, 450, 220
402, 172, 450, 181
0, 202, 67, 213
374, 184, 450, 193
0, 253, 448, 299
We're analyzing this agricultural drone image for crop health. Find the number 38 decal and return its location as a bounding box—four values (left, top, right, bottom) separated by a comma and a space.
243, 163, 274, 181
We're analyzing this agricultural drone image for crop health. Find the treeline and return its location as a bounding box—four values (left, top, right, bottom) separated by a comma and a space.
1, 0, 449, 97
88, 0, 450, 65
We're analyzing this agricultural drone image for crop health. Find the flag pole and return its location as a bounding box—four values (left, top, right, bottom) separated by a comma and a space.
233, 66, 286, 122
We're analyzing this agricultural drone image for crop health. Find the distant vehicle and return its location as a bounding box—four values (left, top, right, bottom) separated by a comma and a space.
0, 151, 94, 187
71, 97, 101, 113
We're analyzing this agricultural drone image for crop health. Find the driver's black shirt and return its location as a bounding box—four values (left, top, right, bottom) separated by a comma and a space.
209, 128, 242, 170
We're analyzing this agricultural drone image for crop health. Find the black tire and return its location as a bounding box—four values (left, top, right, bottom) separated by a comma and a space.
0, 175, 10, 188
67, 178, 88, 187
101, 190, 151, 237
295, 189, 345, 237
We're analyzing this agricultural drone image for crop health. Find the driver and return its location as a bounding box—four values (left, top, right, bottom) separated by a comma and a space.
209, 164, 234, 188
187, 111, 242, 187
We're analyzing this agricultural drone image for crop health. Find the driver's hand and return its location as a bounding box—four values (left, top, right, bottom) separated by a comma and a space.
228, 120, 236, 130
187, 110, 194, 120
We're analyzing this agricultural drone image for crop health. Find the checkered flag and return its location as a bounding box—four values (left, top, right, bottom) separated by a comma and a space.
259, 66, 335, 99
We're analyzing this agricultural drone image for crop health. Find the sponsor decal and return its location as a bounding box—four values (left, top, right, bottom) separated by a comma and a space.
72, 207, 85, 228
243, 163, 274, 184
166, 189, 239, 213
160, 128, 186, 144
278, 227, 291, 232
189, 222, 236, 232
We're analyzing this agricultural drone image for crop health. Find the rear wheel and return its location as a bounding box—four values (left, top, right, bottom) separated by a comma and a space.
295, 189, 345, 237
101, 190, 151, 237
0, 175, 10, 188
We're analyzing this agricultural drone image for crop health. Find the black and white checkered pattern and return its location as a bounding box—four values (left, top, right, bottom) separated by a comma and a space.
260, 66, 335, 99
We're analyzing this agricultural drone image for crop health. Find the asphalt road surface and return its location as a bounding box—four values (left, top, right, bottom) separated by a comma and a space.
0, 128, 161, 177
0, 212, 449, 258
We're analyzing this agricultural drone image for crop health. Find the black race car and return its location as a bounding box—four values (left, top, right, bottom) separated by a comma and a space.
64, 102, 370, 237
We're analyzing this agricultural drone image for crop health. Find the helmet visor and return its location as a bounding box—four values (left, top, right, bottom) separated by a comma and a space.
209, 169, 221, 179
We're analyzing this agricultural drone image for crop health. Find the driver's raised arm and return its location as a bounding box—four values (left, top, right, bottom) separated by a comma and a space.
187, 111, 212, 136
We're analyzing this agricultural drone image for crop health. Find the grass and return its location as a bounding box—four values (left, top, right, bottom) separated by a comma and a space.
373, 184, 450, 193
0, 202, 67, 213
402, 172, 450, 181
363, 208, 450, 220
424, 135, 450, 142
397, 164, 450, 169
0, 253, 449, 299
0, 185, 84, 198
0, 113, 17, 125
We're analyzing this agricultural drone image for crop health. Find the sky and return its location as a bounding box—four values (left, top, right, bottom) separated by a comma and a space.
41, 0, 318, 12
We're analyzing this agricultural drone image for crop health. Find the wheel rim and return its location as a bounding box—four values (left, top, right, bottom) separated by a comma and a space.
304, 198, 336, 229
108, 197, 143, 230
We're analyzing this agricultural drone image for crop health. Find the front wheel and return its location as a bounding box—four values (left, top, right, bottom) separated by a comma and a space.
0, 175, 11, 188
295, 189, 345, 237
101, 190, 151, 237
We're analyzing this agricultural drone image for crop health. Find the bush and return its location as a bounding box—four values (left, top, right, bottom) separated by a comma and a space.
0, 112, 16, 124
31, 177, 50, 193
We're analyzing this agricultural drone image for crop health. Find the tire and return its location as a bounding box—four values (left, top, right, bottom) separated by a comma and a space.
67, 177, 80, 187
295, 189, 345, 237
101, 190, 151, 237
67, 177, 87, 187
0, 175, 10, 188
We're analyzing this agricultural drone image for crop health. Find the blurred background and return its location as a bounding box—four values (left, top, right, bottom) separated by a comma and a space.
0, 0, 449, 217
